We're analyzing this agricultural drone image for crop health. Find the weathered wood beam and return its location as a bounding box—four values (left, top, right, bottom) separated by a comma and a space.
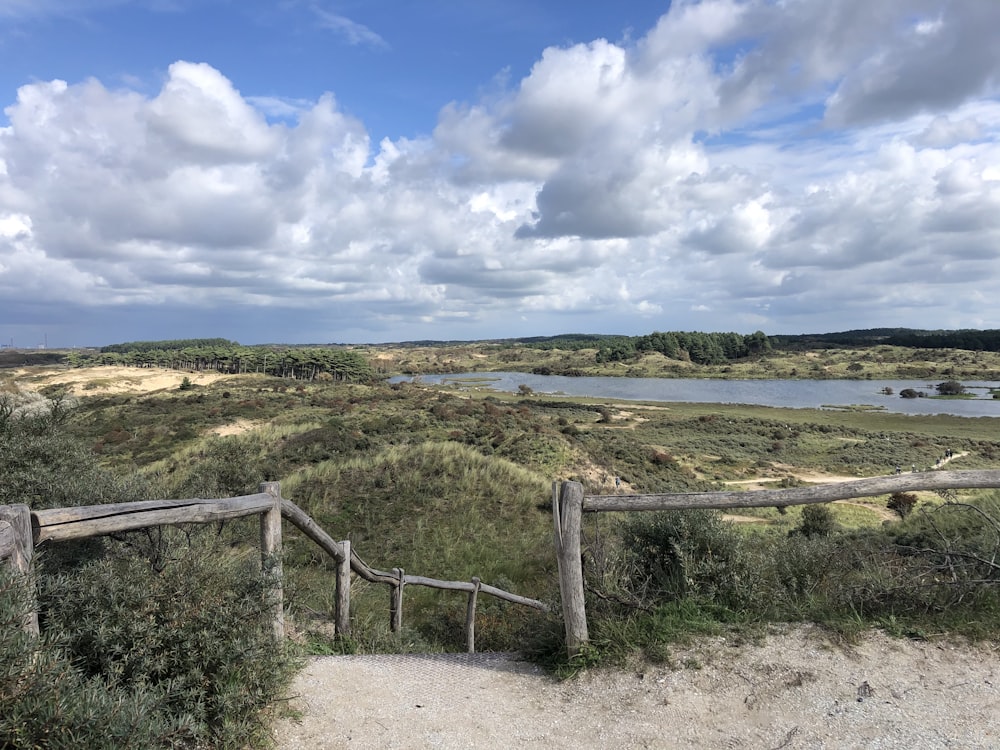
583, 470, 1000, 513
0, 520, 13, 560
0, 504, 38, 635
335, 539, 351, 637
465, 577, 481, 654
554, 481, 588, 656
390, 567, 404, 633
260, 482, 284, 642
32, 494, 272, 527
34, 496, 274, 543
279, 499, 346, 563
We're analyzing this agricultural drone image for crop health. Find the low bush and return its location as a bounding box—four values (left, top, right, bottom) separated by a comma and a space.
1, 567, 193, 749
1, 398, 297, 748
38, 533, 297, 749
887, 492, 918, 519
795, 504, 836, 538
620, 510, 750, 605
585, 495, 1000, 665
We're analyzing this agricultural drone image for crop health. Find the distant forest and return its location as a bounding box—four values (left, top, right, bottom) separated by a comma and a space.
515, 328, 1000, 366
66, 338, 373, 382
769, 328, 1000, 352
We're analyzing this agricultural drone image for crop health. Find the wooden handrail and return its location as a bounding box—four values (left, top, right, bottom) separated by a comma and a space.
31, 494, 272, 526
4, 485, 547, 651
279, 498, 548, 610
34, 495, 274, 543
554, 469, 1000, 657
582, 470, 1000, 512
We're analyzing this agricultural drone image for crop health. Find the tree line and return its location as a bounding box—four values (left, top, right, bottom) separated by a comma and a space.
69, 341, 373, 382
771, 328, 1000, 352
595, 330, 772, 365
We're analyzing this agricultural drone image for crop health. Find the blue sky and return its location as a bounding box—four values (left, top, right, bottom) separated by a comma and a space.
2, 0, 1000, 347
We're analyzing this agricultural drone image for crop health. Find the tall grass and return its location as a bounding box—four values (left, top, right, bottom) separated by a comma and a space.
281, 441, 557, 652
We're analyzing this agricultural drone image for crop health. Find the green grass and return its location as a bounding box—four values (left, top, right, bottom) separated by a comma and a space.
279, 441, 557, 650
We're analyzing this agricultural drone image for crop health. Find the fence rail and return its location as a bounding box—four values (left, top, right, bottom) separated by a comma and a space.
1, 483, 546, 652
553, 469, 1000, 656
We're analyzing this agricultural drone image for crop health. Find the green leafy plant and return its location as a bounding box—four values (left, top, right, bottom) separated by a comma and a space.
795, 504, 836, 538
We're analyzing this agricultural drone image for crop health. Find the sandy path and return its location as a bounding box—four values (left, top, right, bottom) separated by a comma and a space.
273, 627, 1000, 750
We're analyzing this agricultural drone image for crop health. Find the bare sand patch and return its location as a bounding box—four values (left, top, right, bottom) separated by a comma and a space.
13, 366, 237, 396
209, 419, 261, 437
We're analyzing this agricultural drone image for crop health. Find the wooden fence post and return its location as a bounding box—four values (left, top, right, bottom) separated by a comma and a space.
0, 504, 38, 635
390, 567, 404, 633
554, 481, 588, 657
259, 482, 284, 642
335, 539, 351, 637
465, 576, 481, 654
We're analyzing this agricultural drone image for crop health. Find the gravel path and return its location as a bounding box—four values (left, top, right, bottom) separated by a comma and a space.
273, 626, 1000, 749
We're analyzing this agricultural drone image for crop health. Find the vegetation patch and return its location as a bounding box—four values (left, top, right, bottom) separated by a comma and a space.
6, 339, 1000, 709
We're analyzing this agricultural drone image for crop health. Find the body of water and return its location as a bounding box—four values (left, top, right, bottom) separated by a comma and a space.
392, 373, 1000, 418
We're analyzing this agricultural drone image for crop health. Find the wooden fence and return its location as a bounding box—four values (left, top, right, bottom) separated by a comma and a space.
553, 469, 1000, 656
1, 482, 546, 653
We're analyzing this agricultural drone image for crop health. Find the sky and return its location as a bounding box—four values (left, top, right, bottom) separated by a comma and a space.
1, 1, 999, 348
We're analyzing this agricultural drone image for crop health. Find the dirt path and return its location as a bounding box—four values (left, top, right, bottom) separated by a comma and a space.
272, 627, 1000, 749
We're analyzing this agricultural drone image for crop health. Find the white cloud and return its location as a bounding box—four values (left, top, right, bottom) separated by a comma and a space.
2, 0, 1000, 344
311, 7, 388, 50
914, 115, 984, 148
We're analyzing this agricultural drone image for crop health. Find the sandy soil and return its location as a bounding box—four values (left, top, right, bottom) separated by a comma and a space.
10, 365, 238, 396
273, 627, 1000, 750
209, 418, 261, 437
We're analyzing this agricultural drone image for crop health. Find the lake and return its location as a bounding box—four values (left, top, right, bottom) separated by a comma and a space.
391, 373, 1000, 418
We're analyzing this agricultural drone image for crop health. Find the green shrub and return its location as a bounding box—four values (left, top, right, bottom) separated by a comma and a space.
1, 401, 297, 748
620, 510, 750, 605
39, 533, 297, 749
1, 567, 193, 749
796, 504, 836, 538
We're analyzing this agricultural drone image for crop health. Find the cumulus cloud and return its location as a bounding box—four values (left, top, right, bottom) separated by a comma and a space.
2, 0, 1000, 344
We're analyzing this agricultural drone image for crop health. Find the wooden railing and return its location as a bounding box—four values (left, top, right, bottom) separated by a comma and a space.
0, 503, 37, 634
552, 469, 1000, 656
1, 482, 546, 652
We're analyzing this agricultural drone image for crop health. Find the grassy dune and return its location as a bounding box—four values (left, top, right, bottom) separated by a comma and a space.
7, 347, 1000, 657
